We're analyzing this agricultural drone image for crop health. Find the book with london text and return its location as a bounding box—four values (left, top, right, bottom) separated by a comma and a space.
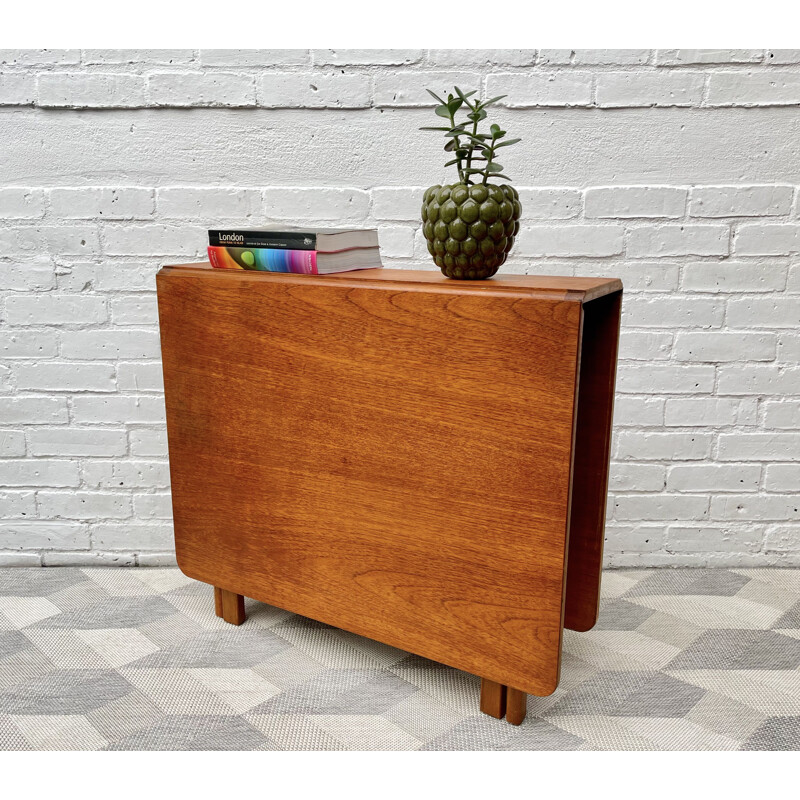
208, 227, 380, 252
208, 245, 383, 275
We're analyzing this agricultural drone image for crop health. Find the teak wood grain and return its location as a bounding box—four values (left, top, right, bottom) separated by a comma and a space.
157, 265, 621, 698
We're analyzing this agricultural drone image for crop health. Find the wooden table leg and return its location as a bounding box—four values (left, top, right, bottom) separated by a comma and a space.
214, 587, 246, 625
480, 678, 507, 719
506, 687, 527, 726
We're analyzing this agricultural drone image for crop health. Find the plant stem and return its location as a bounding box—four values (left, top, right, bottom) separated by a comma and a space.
482, 133, 498, 185
448, 112, 465, 184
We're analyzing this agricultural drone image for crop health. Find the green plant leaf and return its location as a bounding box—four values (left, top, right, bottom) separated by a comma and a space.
419, 126, 453, 131
435, 105, 452, 118
447, 98, 463, 115
492, 175, 512, 181
463, 167, 486, 174
481, 95, 507, 107
487, 162, 504, 172
426, 89, 446, 104
444, 158, 461, 167
444, 140, 456, 151
494, 138, 522, 148
490, 124, 501, 135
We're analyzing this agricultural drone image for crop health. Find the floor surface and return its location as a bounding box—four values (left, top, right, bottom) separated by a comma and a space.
1, 567, 799, 750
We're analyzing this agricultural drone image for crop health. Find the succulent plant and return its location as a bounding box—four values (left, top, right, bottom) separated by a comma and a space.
420, 87, 522, 279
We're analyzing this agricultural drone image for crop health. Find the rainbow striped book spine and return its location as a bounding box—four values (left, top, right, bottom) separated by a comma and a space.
208, 245, 317, 274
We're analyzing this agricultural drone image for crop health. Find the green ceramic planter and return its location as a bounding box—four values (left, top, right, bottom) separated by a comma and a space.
422, 182, 522, 280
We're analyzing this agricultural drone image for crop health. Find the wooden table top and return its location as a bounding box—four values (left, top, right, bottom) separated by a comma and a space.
160, 262, 623, 304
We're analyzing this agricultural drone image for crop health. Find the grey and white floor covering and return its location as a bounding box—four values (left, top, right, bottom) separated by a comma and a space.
1, 567, 799, 750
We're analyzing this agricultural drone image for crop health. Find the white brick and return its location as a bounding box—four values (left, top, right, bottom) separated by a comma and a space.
585, 186, 686, 218
517, 225, 624, 257
667, 464, 761, 492
15, 362, 116, 392
617, 432, 713, 460
0, 188, 45, 218
682, 262, 787, 293
609, 463, 665, 491
674, 332, 776, 362
666, 526, 762, 553
103, 225, 202, 257
427, 50, 536, 67
618, 331, 672, 361
45, 227, 102, 256
726, 298, 800, 328
129, 429, 168, 456
110, 296, 159, 325
83, 49, 195, 65
622, 297, 724, 328
157, 187, 260, 219
28, 428, 126, 457
717, 365, 800, 395
263, 188, 369, 222
627, 225, 729, 257
0, 523, 87, 550
656, 49, 763, 65
575, 262, 679, 292
766, 50, 800, 64
60, 330, 161, 360
200, 49, 307, 66
148, 72, 255, 107
534, 49, 575, 64
2, 331, 59, 358
37, 492, 131, 520
707, 72, 800, 106
136, 553, 178, 566
49, 188, 154, 220
664, 398, 740, 427
596, 73, 704, 107
315, 49, 423, 65
371, 187, 426, 221
72, 396, 165, 424
1, 365, 11, 393
711, 495, 800, 522
38, 73, 145, 107
614, 494, 709, 521
378, 226, 415, 258
764, 464, 800, 492
485, 72, 592, 107
4, 294, 107, 325
689, 185, 793, 217
133, 493, 173, 518
82, 460, 170, 488
516, 188, 581, 219
0, 552, 41, 566
790, 265, 800, 292
43, 551, 136, 566
116, 363, 164, 392
0, 430, 25, 456
763, 401, 800, 429
93, 264, 157, 292
0, 49, 79, 65
764, 526, 800, 553
93, 523, 173, 551
0, 74, 35, 104
604, 524, 665, 553
778, 334, 800, 362
734, 224, 800, 255
0, 262, 55, 291
573, 50, 651, 65
0, 397, 68, 425
613, 396, 665, 426
259, 73, 371, 108
718, 433, 800, 460
617, 365, 715, 394
0, 459, 80, 487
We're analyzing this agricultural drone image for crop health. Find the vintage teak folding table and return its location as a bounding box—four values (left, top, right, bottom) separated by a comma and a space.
156, 264, 622, 725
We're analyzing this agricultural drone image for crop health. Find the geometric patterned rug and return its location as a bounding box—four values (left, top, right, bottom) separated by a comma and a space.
1, 567, 799, 750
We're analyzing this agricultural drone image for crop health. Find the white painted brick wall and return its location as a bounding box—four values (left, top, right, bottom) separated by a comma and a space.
1, 49, 799, 567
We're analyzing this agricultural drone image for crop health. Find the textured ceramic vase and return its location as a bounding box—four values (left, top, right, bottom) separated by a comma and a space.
421, 183, 522, 279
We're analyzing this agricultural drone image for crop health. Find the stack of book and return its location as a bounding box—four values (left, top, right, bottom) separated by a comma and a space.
208, 227, 382, 275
